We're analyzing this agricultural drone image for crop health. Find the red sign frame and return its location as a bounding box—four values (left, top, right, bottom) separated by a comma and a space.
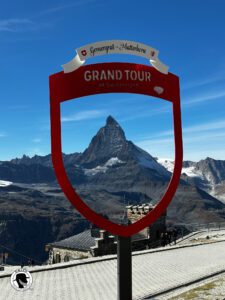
49, 62, 183, 237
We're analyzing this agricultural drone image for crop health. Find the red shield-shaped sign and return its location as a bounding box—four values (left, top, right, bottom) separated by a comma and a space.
49, 62, 183, 237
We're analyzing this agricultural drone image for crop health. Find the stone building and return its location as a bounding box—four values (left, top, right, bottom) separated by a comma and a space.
127, 204, 167, 250
45, 227, 117, 264
46, 203, 166, 264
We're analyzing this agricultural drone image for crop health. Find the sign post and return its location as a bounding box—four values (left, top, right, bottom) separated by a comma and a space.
49, 40, 183, 300
117, 236, 132, 300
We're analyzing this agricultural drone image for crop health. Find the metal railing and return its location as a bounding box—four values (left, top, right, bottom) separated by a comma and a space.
172, 222, 225, 233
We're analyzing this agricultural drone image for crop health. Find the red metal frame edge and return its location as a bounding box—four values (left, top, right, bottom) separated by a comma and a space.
49, 62, 183, 237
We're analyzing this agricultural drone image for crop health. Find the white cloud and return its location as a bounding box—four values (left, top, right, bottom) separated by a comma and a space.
138, 127, 225, 145
120, 106, 171, 122
182, 119, 225, 134
32, 138, 42, 143
141, 119, 225, 140
183, 90, 225, 106
182, 73, 225, 90
61, 110, 107, 122
136, 131, 225, 161
0, 2, 96, 35
40, 0, 95, 15
136, 138, 175, 161
108, 88, 225, 123
0, 133, 7, 138
184, 150, 225, 161
135, 119, 225, 161
184, 131, 225, 143
137, 137, 173, 148
0, 18, 36, 32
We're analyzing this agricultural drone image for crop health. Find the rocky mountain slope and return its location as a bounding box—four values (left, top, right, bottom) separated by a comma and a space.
158, 157, 225, 202
0, 183, 89, 264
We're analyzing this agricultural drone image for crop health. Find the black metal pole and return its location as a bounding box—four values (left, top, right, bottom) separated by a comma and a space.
117, 236, 132, 300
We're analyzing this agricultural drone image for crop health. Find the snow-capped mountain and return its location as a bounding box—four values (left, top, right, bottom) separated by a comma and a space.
76, 115, 170, 180
157, 157, 225, 202
194, 158, 225, 185
157, 158, 204, 178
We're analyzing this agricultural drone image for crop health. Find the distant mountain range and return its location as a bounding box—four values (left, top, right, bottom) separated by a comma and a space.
1, 115, 225, 213
0, 116, 225, 263
158, 157, 225, 202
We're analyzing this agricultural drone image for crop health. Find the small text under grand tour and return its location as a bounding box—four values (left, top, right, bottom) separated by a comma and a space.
84, 69, 151, 82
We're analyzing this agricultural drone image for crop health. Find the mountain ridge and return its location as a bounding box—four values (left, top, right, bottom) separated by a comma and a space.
1, 115, 225, 263
1, 116, 224, 203
158, 157, 225, 202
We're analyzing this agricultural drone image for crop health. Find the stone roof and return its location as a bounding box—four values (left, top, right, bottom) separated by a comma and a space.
50, 230, 95, 251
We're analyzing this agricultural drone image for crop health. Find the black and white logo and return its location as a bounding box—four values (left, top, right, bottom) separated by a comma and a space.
10, 268, 33, 291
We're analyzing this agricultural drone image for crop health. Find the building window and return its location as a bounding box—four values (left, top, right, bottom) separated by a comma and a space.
55, 252, 61, 263
64, 255, 70, 262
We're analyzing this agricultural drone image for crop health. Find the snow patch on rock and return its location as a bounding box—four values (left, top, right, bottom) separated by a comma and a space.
132, 147, 169, 176
157, 158, 205, 179
182, 166, 204, 178
0, 180, 13, 187
84, 157, 125, 176
157, 158, 174, 173
138, 156, 168, 175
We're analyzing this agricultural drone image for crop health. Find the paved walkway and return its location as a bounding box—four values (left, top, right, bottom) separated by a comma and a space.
1, 241, 225, 299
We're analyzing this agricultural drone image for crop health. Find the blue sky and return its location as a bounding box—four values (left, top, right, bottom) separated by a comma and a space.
1, 0, 225, 161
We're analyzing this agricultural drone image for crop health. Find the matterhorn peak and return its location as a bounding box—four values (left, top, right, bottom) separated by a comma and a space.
78, 116, 127, 167
106, 115, 119, 126
103, 115, 126, 142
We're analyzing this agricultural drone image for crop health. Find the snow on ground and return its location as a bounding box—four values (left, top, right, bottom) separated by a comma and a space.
138, 156, 167, 173
136, 151, 169, 176
157, 158, 174, 173
104, 157, 123, 167
84, 157, 125, 176
0, 180, 12, 187
157, 158, 205, 179
181, 166, 203, 178
213, 193, 225, 203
